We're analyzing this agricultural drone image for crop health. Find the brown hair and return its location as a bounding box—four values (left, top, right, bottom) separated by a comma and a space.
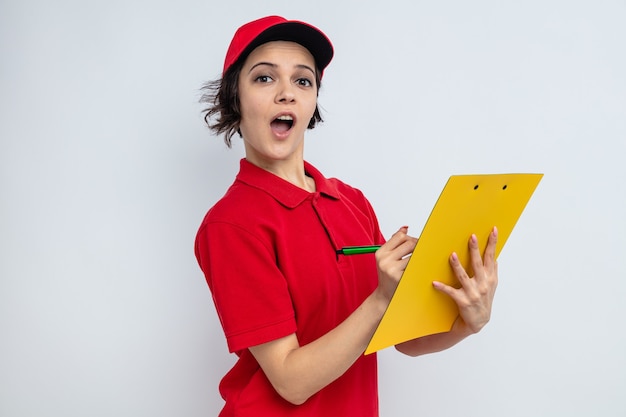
200, 57, 324, 148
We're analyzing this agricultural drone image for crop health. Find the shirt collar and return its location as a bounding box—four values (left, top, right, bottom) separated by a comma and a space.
235, 159, 340, 208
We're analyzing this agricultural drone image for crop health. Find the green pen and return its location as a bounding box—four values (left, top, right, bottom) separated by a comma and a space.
336, 245, 382, 255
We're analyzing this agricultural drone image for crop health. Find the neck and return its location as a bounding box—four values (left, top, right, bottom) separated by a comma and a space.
246, 157, 316, 192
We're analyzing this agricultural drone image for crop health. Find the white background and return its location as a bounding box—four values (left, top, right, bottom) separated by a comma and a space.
1, 1, 625, 416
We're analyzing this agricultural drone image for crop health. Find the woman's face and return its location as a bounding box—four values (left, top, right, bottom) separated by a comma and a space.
237, 41, 318, 168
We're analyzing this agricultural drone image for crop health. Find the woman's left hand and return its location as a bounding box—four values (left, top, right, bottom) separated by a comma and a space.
433, 227, 499, 335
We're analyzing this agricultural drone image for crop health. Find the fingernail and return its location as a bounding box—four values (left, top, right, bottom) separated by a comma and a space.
471, 234, 478, 244
451, 252, 458, 261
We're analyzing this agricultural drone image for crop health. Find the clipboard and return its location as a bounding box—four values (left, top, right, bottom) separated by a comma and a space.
365, 173, 543, 355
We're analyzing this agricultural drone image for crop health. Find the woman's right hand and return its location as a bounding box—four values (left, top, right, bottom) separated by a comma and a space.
374, 226, 418, 303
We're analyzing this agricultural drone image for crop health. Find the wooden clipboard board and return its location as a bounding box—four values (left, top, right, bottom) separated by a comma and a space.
365, 173, 543, 355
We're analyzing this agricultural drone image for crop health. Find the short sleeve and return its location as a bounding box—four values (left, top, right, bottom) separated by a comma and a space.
361, 192, 386, 245
195, 220, 297, 353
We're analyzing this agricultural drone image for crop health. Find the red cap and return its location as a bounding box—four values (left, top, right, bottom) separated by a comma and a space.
222, 16, 334, 76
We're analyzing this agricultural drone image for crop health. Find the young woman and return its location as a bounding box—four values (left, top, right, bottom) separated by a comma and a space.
195, 15, 498, 417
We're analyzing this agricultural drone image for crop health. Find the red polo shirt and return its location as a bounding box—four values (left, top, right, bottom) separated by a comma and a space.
195, 159, 385, 417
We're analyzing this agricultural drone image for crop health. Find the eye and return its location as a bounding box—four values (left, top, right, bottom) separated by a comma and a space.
254, 75, 273, 83
297, 78, 313, 87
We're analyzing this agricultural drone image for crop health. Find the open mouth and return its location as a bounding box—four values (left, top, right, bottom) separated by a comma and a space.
270, 115, 294, 134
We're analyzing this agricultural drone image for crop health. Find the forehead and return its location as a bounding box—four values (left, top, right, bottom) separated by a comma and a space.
243, 41, 316, 69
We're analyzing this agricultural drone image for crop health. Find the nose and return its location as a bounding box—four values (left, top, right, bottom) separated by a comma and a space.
275, 79, 296, 104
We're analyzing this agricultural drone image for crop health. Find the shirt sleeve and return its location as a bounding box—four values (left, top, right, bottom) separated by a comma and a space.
363, 194, 386, 245
195, 220, 297, 353
347, 184, 386, 245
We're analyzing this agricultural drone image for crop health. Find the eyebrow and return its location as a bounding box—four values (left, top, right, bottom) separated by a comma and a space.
248, 61, 316, 76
